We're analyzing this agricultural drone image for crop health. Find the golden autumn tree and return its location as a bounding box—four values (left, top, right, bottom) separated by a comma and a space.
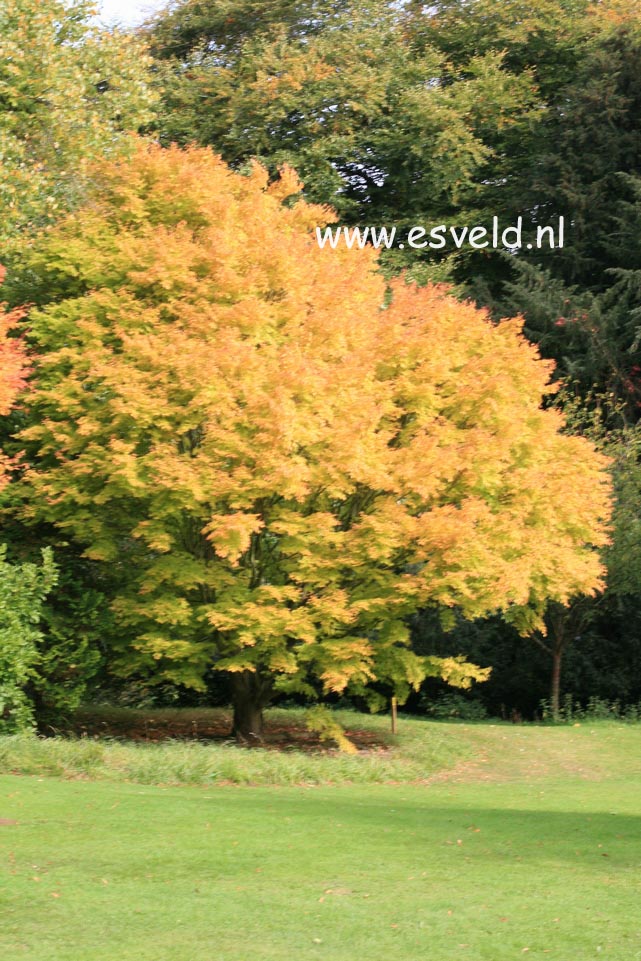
14, 143, 611, 740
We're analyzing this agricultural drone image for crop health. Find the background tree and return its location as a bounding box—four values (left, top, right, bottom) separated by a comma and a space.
0, 271, 27, 481
405, 6, 641, 714
413, 399, 641, 720
147, 0, 537, 278
0, 278, 57, 732
11, 143, 611, 739
148, 0, 640, 291
487, 19, 641, 423
0, 0, 157, 726
537, 414, 641, 718
0, 0, 156, 254
0, 545, 57, 732
147, 1, 641, 382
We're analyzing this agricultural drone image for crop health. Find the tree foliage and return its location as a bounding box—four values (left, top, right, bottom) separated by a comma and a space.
12, 143, 611, 734
148, 0, 536, 278
0, 282, 56, 732
0, 266, 28, 483
0, 0, 156, 253
0, 545, 57, 732
450, 13, 641, 422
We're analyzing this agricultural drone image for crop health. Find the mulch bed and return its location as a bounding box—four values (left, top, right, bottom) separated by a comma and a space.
62, 709, 390, 753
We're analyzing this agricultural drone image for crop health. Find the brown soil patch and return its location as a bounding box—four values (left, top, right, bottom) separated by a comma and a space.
65, 709, 390, 754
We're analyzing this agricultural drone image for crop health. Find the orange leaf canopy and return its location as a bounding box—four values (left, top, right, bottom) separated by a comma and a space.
18, 143, 611, 697
0, 268, 28, 486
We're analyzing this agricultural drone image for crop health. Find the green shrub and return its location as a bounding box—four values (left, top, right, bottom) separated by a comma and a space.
0, 546, 57, 732
32, 573, 108, 729
420, 692, 488, 721
539, 695, 641, 723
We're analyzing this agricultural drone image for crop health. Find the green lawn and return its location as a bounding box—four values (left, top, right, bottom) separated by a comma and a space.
1, 720, 641, 960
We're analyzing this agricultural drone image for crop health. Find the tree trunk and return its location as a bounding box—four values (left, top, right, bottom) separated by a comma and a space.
547, 604, 568, 722
550, 646, 563, 721
229, 671, 272, 745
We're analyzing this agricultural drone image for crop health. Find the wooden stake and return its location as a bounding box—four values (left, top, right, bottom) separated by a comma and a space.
391, 695, 398, 735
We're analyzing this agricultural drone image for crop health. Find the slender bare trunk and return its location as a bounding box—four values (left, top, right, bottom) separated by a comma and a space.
550, 646, 563, 721
530, 602, 574, 721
